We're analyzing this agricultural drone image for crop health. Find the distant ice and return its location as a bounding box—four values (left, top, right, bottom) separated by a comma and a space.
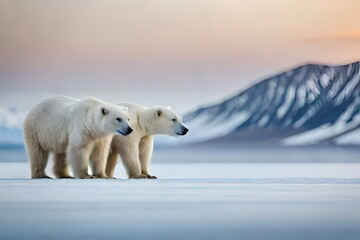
0, 107, 27, 129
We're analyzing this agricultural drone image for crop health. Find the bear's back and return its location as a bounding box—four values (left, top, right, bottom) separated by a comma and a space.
24, 96, 79, 152
114, 102, 147, 115
26, 96, 75, 121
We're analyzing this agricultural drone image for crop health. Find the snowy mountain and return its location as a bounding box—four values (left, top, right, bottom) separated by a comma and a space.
0, 107, 26, 146
183, 62, 360, 146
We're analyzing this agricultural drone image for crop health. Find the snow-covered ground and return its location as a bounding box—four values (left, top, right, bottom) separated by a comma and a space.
1, 160, 360, 240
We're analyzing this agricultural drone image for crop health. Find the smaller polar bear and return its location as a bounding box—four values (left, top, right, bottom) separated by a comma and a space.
105, 103, 188, 179
24, 96, 133, 179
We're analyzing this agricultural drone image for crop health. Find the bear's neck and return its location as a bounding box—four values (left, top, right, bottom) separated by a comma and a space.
138, 109, 156, 136
84, 121, 109, 139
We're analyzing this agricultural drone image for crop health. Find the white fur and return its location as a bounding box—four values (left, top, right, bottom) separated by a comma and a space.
105, 102, 188, 179
23, 96, 132, 179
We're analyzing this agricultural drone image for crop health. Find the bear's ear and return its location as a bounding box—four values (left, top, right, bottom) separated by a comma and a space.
156, 109, 162, 117
101, 107, 109, 116
119, 106, 128, 113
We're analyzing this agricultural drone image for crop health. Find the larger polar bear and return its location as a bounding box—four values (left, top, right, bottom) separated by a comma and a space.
105, 103, 188, 179
24, 96, 133, 179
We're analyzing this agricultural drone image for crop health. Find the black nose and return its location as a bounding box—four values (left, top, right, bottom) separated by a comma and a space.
116, 117, 122, 122
126, 127, 133, 135
182, 127, 189, 135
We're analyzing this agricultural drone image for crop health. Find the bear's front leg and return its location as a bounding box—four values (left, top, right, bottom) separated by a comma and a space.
90, 137, 112, 179
119, 145, 143, 179
139, 136, 157, 179
105, 152, 119, 178
66, 144, 92, 179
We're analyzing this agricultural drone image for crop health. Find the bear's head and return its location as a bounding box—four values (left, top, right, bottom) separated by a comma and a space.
97, 103, 133, 136
150, 106, 188, 136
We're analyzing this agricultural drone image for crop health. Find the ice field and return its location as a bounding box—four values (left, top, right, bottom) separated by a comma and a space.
1, 147, 360, 240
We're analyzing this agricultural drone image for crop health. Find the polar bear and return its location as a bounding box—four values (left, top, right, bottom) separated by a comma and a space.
23, 96, 133, 179
105, 103, 188, 179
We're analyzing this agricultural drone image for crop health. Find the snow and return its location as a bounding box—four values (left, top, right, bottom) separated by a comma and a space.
296, 85, 307, 108
1, 161, 360, 240
236, 94, 248, 106
283, 100, 360, 145
276, 85, 295, 119
0, 107, 27, 144
336, 70, 360, 104
183, 111, 250, 143
282, 124, 334, 145
307, 91, 316, 102
293, 103, 318, 128
283, 116, 360, 145
266, 80, 277, 101
257, 114, 269, 127
320, 73, 330, 88
283, 116, 359, 145
0, 107, 27, 129
328, 76, 343, 99
274, 84, 285, 104
156, 110, 251, 145
336, 128, 360, 145
184, 112, 210, 130
306, 77, 320, 95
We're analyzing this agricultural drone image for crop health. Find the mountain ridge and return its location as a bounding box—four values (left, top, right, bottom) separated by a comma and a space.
183, 61, 360, 145
187, 61, 360, 112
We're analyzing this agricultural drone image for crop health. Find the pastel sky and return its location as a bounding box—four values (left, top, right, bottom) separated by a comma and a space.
0, 0, 360, 113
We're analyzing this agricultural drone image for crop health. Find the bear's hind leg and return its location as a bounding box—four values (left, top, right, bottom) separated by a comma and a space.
24, 127, 51, 179
30, 148, 50, 179
27, 143, 50, 179
53, 153, 73, 178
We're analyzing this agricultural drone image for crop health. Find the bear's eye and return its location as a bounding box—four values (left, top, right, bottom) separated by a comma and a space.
101, 108, 109, 116
171, 118, 176, 122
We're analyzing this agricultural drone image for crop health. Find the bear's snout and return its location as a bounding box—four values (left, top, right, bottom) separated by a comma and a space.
182, 127, 189, 135
125, 127, 133, 135
116, 126, 133, 136
176, 126, 189, 136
